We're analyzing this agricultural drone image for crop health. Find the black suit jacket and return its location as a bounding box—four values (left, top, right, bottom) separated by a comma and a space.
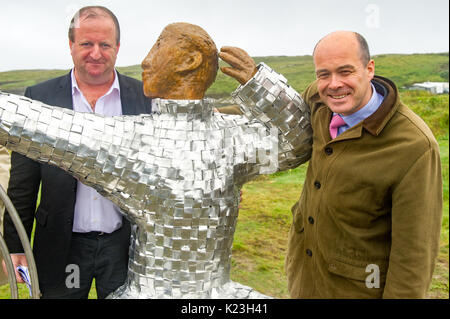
4, 71, 151, 289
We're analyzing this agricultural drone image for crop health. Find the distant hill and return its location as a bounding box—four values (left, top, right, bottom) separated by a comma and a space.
0, 53, 448, 97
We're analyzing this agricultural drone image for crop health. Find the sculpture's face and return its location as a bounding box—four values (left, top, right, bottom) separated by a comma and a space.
141, 23, 218, 100
141, 30, 185, 99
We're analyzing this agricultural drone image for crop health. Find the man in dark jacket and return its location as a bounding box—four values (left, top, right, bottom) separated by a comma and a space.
3, 6, 151, 298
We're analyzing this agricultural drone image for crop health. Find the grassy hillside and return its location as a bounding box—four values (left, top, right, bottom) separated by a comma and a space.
401, 90, 449, 139
373, 53, 449, 88
0, 53, 448, 96
0, 69, 69, 95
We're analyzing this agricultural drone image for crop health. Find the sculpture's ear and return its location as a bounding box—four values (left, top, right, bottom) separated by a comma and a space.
175, 50, 203, 74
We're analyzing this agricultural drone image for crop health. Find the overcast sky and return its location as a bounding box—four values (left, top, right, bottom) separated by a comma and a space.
0, 0, 448, 72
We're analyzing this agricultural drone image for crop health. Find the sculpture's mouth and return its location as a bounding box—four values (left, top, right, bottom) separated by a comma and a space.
141, 70, 152, 80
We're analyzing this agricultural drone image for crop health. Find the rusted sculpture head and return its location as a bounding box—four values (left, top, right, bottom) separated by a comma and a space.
141, 22, 218, 100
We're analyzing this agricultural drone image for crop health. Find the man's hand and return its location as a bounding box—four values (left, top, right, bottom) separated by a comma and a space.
1, 254, 28, 283
219, 47, 257, 85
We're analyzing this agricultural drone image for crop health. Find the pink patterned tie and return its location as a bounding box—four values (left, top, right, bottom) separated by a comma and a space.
329, 114, 346, 139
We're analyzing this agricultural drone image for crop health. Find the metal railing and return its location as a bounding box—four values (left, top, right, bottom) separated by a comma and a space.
0, 184, 40, 299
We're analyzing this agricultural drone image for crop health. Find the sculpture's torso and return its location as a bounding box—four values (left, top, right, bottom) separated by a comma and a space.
107, 99, 271, 298
0, 63, 313, 299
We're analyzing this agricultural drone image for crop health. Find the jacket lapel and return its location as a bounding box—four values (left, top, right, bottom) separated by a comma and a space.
362, 76, 399, 136
117, 72, 137, 115
56, 72, 74, 110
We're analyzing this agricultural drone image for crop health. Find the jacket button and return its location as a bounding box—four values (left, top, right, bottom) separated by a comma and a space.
306, 249, 313, 257
308, 216, 314, 224
67, 218, 73, 225
325, 147, 333, 155
314, 181, 321, 189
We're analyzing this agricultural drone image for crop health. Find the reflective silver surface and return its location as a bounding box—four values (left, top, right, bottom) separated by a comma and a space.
0, 63, 312, 298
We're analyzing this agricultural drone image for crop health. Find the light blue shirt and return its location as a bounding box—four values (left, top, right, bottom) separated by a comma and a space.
335, 83, 385, 136
71, 69, 123, 233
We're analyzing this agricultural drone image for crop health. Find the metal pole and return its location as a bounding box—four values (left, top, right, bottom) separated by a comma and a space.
0, 184, 40, 299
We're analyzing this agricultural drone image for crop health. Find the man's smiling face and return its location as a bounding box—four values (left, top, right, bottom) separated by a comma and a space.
313, 31, 375, 116
69, 13, 119, 86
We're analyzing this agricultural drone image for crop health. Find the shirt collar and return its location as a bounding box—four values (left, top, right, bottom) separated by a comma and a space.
71, 69, 120, 97
339, 83, 384, 128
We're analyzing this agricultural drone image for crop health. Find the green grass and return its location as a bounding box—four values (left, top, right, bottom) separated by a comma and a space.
230, 167, 308, 298
0, 69, 69, 95
373, 53, 449, 88
401, 91, 449, 139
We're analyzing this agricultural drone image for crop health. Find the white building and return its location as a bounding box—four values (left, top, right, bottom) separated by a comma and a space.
410, 81, 449, 94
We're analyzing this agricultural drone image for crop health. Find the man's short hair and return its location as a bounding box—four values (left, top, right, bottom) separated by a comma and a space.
354, 32, 370, 65
313, 31, 371, 65
68, 6, 120, 45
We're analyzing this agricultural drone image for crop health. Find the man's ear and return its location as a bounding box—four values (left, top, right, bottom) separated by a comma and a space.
175, 51, 203, 74
69, 40, 75, 56
366, 59, 375, 80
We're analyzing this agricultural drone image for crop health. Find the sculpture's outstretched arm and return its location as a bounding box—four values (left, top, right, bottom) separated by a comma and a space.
232, 63, 313, 173
0, 92, 156, 226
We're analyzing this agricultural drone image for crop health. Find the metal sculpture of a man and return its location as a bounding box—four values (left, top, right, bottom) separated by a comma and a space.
0, 22, 312, 298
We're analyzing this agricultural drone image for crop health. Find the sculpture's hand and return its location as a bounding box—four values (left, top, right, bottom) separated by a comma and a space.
219, 46, 257, 85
